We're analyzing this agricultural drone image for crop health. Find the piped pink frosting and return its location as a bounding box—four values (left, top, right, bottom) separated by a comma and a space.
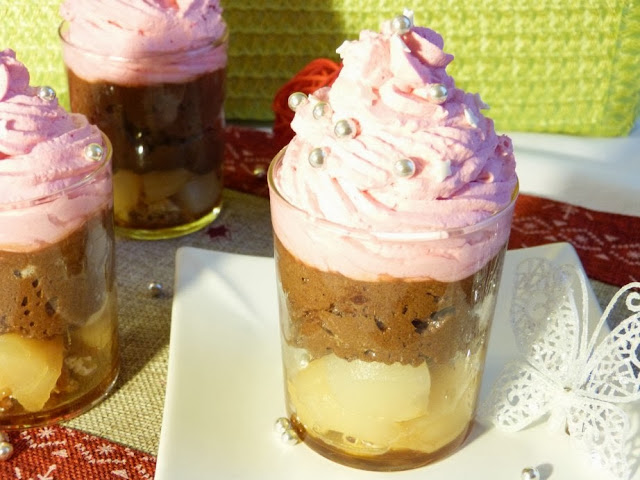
270, 17, 517, 282
0, 49, 110, 251
59, 0, 227, 85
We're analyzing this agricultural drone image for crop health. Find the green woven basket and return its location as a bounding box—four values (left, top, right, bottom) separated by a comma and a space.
2, 0, 639, 136
222, 0, 640, 135
1, 1, 66, 102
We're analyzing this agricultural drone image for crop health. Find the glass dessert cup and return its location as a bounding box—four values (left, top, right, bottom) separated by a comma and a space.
59, 23, 228, 240
0, 136, 119, 429
268, 150, 518, 471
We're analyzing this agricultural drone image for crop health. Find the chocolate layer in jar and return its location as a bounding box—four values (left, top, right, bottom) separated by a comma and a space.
0, 209, 113, 339
66, 68, 225, 230
275, 235, 506, 469
275, 236, 505, 367
0, 209, 118, 424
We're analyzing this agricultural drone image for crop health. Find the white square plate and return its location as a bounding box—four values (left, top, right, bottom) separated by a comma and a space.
156, 243, 633, 480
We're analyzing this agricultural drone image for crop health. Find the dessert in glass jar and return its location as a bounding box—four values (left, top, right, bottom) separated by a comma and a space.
0, 49, 118, 428
59, 0, 228, 239
268, 11, 518, 471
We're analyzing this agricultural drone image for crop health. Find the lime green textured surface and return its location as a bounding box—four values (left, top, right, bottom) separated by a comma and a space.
1, 1, 69, 107
2, 0, 639, 136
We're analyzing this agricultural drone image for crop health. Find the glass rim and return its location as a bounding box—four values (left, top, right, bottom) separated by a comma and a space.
0, 133, 113, 212
268, 147, 519, 241
58, 21, 228, 61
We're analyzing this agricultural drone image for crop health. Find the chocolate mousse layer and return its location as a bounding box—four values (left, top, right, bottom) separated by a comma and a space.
276, 237, 505, 366
67, 68, 226, 175
0, 210, 114, 340
67, 68, 225, 230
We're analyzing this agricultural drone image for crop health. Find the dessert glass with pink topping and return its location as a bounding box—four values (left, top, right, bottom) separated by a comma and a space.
0, 50, 118, 428
59, 0, 228, 240
268, 12, 518, 471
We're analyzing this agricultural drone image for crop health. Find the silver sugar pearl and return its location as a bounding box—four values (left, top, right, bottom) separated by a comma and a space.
36, 85, 56, 102
147, 282, 164, 298
391, 14, 413, 35
427, 84, 449, 104
394, 158, 416, 177
312, 101, 332, 119
281, 428, 301, 446
83, 143, 104, 162
253, 165, 267, 178
288, 92, 308, 111
274, 417, 292, 435
334, 118, 358, 139
521, 467, 541, 480
308, 147, 328, 168
0, 441, 13, 461
274, 417, 301, 446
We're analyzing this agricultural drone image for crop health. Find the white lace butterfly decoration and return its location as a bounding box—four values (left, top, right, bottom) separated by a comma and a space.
482, 258, 640, 479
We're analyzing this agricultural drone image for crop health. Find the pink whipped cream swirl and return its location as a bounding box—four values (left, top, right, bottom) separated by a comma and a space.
270, 18, 518, 283
59, 0, 227, 85
0, 49, 110, 252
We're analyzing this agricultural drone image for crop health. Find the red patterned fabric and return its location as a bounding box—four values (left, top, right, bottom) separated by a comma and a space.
223, 126, 275, 198
0, 427, 155, 479
509, 195, 640, 286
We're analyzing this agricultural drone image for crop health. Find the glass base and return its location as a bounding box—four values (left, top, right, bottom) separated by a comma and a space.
0, 362, 119, 430
291, 415, 473, 472
115, 204, 222, 240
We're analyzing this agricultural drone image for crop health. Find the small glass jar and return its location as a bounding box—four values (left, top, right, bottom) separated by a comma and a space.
0, 136, 118, 429
269, 149, 517, 471
59, 23, 228, 240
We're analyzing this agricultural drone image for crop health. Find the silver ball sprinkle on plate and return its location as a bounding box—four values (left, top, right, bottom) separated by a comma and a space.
280, 428, 301, 446
36, 86, 56, 102
253, 165, 267, 178
308, 147, 328, 168
334, 119, 358, 139
274, 417, 292, 435
521, 467, 541, 480
83, 143, 104, 162
148, 282, 164, 298
391, 14, 413, 35
0, 441, 13, 461
427, 84, 448, 104
312, 101, 332, 119
288, 92, 308, 111
274, 417, 301, 446
394, 158, 416, 177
